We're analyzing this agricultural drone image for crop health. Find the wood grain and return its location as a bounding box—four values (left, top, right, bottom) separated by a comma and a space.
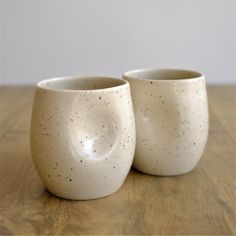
0, 85, 235, 235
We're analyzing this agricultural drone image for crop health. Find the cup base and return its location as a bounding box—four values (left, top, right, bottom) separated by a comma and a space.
133, 165, 197, 177
45, 186, 121, 201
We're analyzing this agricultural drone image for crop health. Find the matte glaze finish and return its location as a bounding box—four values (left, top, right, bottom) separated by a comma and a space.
123, 69, 209, 176
30, 76, 136, 200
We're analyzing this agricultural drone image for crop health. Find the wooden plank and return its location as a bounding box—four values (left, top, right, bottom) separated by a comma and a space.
207, 86, 236, 142
0, 86, 34, 139
0, 86, 235, 235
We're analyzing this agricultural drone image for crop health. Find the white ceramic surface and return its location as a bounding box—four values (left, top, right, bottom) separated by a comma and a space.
30, 76, 136, 200
123, 69, 209, 176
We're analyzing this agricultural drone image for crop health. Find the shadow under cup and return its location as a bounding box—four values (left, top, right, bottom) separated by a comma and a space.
30, 76, 136, 200
123, 69, 209, 176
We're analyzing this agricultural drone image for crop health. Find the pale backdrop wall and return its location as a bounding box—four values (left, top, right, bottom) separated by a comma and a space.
1, 0, 236, 85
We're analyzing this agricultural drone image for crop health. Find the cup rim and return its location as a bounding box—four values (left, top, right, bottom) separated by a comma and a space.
123, 68, 205, 82
36, 75, 129, 92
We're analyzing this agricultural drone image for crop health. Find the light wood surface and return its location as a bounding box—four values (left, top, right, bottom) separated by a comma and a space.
0, 86, 236, 235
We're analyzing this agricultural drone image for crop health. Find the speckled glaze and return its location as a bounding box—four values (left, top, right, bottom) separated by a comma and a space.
30, 76, 136, 200
123, 69, 209, 176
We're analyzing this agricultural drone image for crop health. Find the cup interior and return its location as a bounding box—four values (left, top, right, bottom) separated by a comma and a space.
38, 76, 127, 91
124, 69, 202, 81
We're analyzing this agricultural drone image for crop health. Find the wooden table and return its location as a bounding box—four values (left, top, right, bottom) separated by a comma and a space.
0, 86, 235, 235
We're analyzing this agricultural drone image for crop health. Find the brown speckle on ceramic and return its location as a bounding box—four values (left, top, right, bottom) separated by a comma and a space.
30, 76, 136, 200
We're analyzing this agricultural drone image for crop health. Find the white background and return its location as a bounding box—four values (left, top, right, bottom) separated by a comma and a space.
1, 0, 236, 85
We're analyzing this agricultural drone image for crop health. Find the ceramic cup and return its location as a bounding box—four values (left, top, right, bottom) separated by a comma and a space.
123, 69, 209, 176
30, 76, 136, 200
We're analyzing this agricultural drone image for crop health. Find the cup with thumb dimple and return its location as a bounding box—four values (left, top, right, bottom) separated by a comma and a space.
123, 68, 209, 176
30, 75, 136, 200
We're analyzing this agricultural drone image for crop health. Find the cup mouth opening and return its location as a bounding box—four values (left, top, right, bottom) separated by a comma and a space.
37, 76, 128, 92
123, 68, 204, 82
